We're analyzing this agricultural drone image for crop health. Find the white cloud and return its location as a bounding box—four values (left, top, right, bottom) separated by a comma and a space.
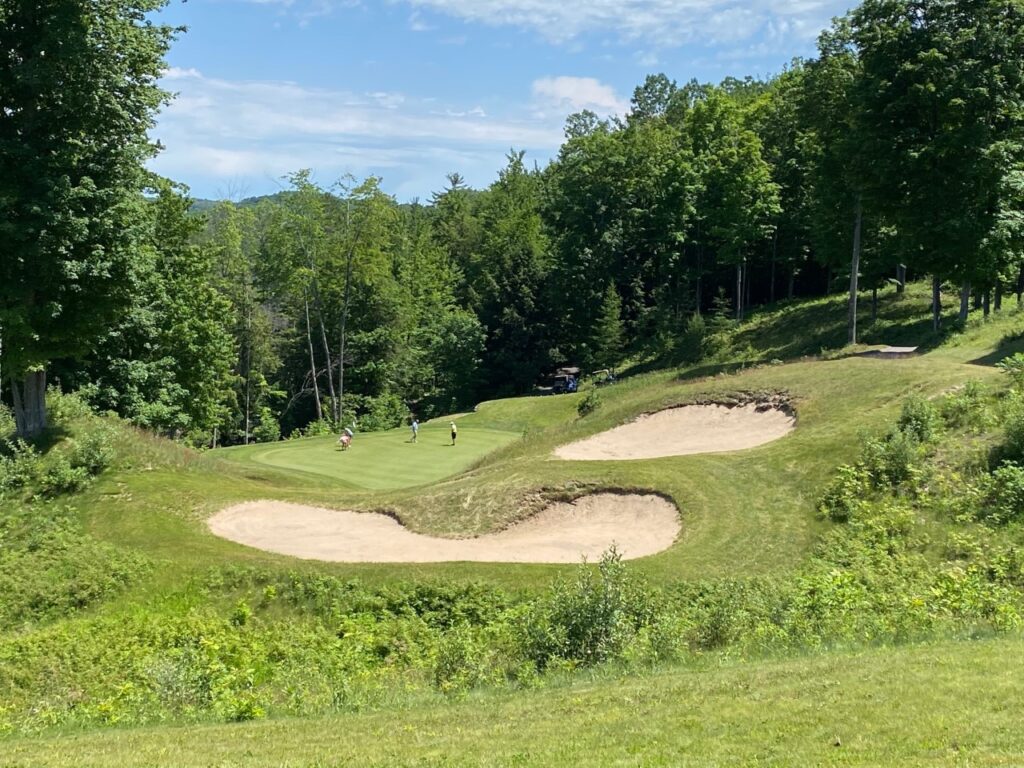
149, 68, 565, 198
531, 76, 626, 116
234, 0, 847, 52
398, 0, 843, 48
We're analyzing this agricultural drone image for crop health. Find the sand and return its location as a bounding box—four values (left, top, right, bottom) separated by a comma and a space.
555, 402, 795, 461
208, 493, 680, 564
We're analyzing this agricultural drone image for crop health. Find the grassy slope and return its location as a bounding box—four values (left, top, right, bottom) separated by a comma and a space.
6, 634, 1024, 767
8, 283, 1024, 763
78, 283, 1024, 592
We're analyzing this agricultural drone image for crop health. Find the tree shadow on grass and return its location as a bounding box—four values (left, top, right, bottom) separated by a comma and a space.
732, 297, 942, 360
969, 329, 1024, 367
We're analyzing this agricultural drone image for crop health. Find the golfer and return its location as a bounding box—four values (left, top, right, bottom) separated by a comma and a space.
450, 421, 457, 446
411, 418, 419, 443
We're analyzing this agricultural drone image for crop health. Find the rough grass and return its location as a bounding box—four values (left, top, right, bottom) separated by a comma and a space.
5, 633, 1023, 767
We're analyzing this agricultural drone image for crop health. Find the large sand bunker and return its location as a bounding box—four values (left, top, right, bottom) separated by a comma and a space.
555, 402, 795, 461
208, 493, 680, 563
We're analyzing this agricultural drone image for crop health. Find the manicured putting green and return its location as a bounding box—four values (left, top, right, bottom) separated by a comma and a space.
219, 421, 520, 490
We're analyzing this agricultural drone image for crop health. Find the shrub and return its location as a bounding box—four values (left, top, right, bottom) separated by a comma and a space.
297, 419, 335, 438
819, 464, 871, 522
38, 457, 91, 497
433, 626, 493, 694
679, 313, 708, 363
48, 389, 95, 424
862, 429, 920, 489
0, 404, 14, 438
940, 380, 993, 431
577, 389, 601, 418
979, 462, 1024, 525
71, 425, 117, 475
521, 548, 654, 669
0, 439, 41, 496
1001, 392, 1024, 462
359, 393, 406, 432
996, 352, 1024, 389
251, 409, 280, 443
898, 394, 940, 443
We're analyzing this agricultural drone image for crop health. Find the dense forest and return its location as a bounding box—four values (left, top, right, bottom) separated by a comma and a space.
2, 0, 1023, 444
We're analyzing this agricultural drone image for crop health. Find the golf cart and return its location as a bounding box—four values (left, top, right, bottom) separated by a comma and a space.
536, 366, 580, 395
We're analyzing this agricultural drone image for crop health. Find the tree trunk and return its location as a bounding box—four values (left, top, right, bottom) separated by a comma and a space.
932, 276, 942, 332
695, 239, 703, 314
317, 311, 337, 424
744, 259, 752, 315
959, 281, 971, 323
995, 281, 1003, 312
983, 289, 991, 318
735, 262, 743, 321
770, 230, 778, 305
11, 370, 47, 439
338, 249, 356, 427
896, 263, 906, 295
848, 198, 862, 345
972, 289, 982, 311
1017, 262, 1024, 305
243, 303, 252, 445
303, 296, 323, 422
788, 265, 796, 300
872, 287, 878, 323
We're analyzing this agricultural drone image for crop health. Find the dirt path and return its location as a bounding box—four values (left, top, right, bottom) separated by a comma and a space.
208, 493, 680, 563
555, 403, 795, 461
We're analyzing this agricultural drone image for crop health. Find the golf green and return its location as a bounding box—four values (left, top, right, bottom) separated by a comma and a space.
219, 421, 521, 490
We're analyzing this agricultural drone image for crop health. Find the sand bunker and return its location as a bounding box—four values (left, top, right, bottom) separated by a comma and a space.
208, 493, 680, 563
555, 402, 795, 461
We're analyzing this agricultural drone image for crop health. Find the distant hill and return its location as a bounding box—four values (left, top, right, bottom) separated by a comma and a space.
189, 192, 292, 214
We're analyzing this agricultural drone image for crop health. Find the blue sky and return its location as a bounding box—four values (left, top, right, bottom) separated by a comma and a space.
151, 0, 854, 202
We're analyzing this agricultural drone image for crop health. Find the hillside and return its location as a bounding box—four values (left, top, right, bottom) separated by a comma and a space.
2, 285, 1024, 764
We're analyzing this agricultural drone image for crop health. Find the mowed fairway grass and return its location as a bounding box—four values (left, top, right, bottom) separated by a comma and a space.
6, 634, 1024, 767
218, 419, 521, 491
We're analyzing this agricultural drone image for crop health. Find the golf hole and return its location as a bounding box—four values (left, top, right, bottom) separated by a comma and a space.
208, 493, 680, 563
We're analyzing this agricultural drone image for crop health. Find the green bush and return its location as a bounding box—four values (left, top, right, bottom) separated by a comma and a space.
1001, 392, 1024, 462
940, 380, 993, 431
432, 625, 505, 695
522, 548, 654, 669
359, 393, 407, 432
48, 389, 96, 424
679, 313, 708, 363
0, 403, 14, 438
818, 464, 871, 522
0, 438, 41, 496
577, 389, 601, 418
898, 394, 940, 443
71, 424, 117, 475
38, 456, 91, 497
980, 462, 1024, 525
861, 429, 920, 489
0, 504, 148, 629
297, 419, 335, 438
996, 352, 1024, 389
251, 408, 281, 443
